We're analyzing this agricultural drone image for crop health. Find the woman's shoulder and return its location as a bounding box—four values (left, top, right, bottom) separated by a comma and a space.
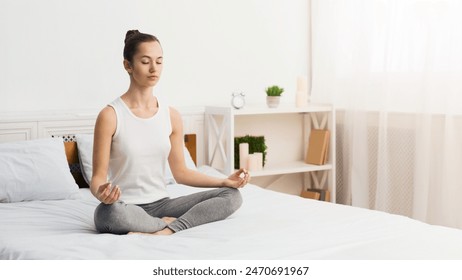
167, 105, 179, 114
97, 97, 121, 118
94, 105, 117, 136
96, 105, 117, 125
157, 95, 178, 116
167, 105, 182, 132
168, 105, 181, 120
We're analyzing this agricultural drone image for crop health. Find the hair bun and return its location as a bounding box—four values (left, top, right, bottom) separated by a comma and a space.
125, 30, 140, 44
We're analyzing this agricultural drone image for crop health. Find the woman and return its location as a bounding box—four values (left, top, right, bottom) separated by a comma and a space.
91, 30, 249, 235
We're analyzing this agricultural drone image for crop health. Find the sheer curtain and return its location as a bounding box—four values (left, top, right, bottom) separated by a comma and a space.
310, 0, 462, 228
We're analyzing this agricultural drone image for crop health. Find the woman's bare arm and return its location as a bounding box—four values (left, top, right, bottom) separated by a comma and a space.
91, 106, 121, 203
168, 107, 250, 188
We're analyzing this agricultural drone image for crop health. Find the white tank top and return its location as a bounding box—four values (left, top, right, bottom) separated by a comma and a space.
108, 97, 171, 204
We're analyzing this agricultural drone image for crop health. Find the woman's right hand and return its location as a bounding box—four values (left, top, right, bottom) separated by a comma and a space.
95, 182, 121, 204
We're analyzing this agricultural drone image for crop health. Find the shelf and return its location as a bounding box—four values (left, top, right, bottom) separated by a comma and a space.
205, 103, 336, 202
245, 161, 333, 177
206, 104, 333, 116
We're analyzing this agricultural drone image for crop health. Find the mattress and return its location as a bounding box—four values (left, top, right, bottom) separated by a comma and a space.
2, 166, 462, 260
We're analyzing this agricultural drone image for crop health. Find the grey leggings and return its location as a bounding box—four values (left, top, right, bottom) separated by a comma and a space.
94, 187, 242, 234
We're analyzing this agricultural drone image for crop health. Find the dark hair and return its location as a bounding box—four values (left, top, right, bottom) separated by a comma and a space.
123, 30, 160, 63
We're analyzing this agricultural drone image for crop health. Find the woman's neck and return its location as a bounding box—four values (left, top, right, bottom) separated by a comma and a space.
122, 85, 158, 113
124, 83, 155, 102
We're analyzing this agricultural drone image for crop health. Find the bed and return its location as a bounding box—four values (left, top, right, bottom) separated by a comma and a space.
2, 134, 462, 260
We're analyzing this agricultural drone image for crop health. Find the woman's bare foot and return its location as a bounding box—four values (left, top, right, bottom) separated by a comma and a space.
128, 217, 176, 235
128, 227, 174, 236
127, 217, 176, 235
127, 231, 145, 235
161, 216, 176, 224
153, 228, 174, 235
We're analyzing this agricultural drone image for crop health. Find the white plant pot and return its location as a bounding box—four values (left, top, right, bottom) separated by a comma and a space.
266, 96, 280, 108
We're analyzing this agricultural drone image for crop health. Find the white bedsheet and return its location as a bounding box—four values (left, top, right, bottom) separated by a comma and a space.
2, 166, 462, 260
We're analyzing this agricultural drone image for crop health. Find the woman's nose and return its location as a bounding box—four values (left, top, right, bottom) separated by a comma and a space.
149, 62, 156, 72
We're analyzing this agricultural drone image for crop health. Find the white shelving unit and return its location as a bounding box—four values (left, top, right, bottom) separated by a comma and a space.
205, 103, 336, 202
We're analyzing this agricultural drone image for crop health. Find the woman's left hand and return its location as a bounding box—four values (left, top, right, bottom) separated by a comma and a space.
224, 168, 250, 188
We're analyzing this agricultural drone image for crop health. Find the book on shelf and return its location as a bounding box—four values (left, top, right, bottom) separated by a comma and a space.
305, 129, 330, 165
300, 190, 320, 200
300, 189, 330, 202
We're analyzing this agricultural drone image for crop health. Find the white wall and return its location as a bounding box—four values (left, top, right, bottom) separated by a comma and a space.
0, 0, 308, 113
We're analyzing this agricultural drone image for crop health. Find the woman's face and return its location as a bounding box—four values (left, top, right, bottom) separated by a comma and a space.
126, 41, 163, 88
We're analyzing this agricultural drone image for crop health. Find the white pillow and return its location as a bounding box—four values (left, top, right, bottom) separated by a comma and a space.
0, 138, 80, 202
75, 134, 197, 186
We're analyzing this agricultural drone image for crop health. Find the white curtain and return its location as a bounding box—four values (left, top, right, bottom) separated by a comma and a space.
310, 0, 462, 228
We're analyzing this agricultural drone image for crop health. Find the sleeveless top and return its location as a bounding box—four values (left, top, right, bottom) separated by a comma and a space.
108, 97, 172, 204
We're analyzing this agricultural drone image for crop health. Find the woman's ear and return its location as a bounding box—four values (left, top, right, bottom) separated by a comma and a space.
123, 59, 133, 75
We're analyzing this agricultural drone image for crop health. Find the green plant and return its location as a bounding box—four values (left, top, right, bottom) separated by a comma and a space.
265, 85, 284, 96
234, 135, 267, 169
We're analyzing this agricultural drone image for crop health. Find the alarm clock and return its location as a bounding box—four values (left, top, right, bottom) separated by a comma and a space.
231, 92, 245, 109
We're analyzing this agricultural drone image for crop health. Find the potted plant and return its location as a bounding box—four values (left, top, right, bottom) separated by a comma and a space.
234, 135, 267, 169
265, 85, 284, 108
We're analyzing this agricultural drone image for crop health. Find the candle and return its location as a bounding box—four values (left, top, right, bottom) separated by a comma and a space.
296, 90, 307, 108
254, 152, 263, 171
239, 143, 249, 169
296, 76, 309, 108
247, 154, 258, 171
297, 76, 308, 92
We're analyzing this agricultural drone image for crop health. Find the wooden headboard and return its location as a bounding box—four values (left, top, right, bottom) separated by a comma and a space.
64, 134, 197, 188
184, 134, 197, 165
63, 140, 88, 188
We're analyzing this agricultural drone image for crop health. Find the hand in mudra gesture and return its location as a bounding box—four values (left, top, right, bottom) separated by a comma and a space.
224, 168, 250, 188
